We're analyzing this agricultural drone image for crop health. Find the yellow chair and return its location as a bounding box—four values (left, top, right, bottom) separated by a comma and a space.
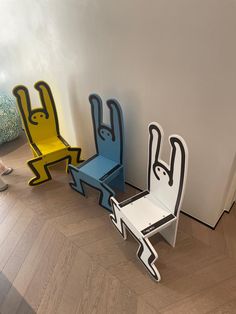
13, 81, 83, 186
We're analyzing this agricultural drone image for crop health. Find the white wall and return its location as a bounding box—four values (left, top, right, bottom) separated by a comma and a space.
1, 0, 236, 227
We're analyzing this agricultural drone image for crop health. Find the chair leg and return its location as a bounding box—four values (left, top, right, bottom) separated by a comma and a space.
69, 166, 86, 196
120, 169, 125, 192
159, 219, 178, 247
110, 169, 125, 192
99, 183, 115, 211
66, 147, 83, 172
110, 198, 161, 281
136, 237, 161, 282
110, 199, 127, 240
69, 166, 114, 211
27, 157, 51, 186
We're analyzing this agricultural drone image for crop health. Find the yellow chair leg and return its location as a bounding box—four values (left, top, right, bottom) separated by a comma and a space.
27, 157, 51, 186
66, 147, 83, 172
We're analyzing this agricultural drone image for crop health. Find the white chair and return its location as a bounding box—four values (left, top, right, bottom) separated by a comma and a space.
110, 122, 188, 281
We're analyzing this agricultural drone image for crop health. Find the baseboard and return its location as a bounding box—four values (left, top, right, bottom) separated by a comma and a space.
224, 201, 235, 213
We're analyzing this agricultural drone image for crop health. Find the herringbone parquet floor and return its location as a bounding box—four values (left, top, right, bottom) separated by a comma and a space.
0, 133, 236, 314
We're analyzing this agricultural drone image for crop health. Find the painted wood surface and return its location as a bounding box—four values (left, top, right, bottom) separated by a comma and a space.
110, 122, 188, 281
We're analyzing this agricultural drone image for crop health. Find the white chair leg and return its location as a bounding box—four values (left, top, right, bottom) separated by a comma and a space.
137, 237, 161, 282
110, 197, 127, 240
110, 197, 161, 281
159, 219, 178, 247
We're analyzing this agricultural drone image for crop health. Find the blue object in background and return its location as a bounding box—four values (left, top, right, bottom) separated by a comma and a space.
0, 93, 22, 145
69, 94, 125, 211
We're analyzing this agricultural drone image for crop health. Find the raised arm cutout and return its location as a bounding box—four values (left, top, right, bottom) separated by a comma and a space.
88, 94, 124, 163
148, 123, 164, 190
107, 99, 123, 163
13, 85, 34, 142
35, 81, 59, 133
13, 86, 31, 120
89, 94, 103, 151
169, 136, 187, 215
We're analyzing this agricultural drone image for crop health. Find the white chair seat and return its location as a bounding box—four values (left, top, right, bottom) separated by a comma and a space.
120, 193, 175, 237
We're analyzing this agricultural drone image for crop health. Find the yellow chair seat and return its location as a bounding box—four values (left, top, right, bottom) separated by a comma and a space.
36, 137, 66, 155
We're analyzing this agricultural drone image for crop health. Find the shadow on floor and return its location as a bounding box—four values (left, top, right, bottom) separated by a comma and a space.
0, 272, 36, 314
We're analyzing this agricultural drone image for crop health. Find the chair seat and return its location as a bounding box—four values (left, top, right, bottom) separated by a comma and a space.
35, 137, 66, 155
121, 193, 175, 236
79, 155, 120, 181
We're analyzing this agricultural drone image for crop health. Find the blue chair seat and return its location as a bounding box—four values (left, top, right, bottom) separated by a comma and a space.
78, 155, 120, 181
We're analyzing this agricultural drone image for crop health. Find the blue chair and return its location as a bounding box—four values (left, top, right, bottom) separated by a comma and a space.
69, 94, 125, 211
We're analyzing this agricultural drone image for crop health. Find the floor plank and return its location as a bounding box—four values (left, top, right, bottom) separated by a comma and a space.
0, 134, 236, 313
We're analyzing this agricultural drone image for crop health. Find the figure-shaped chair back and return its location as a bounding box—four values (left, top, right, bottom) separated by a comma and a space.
110, 122, 188, 281
13, 81, 82, 186
89, 94, 123, 164
148, 123, 187, 216
69, 94, 125, 211
13, 81, 61, 147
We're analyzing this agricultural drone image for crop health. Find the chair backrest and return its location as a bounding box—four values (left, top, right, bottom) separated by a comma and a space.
13, 81, 60, 145
89, 94, 124, 164
147, 122, 188, 216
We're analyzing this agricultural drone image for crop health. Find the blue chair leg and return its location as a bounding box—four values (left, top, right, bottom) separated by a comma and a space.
118, 169, 125, 192
69, 166, 85, 196
111, 169, 125, 192
99, 183, 115, 211
69, 166, 115, 211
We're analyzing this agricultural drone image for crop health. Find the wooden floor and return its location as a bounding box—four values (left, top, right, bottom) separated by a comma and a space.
0, 134, 236, 314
